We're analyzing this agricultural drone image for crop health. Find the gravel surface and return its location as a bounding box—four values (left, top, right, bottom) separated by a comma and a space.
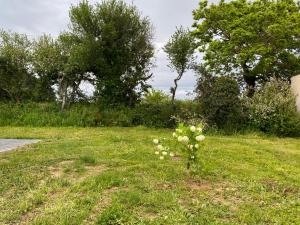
0, 139, 40, 153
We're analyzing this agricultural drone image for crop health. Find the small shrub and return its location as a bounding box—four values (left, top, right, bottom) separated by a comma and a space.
133, 102, 176, 128
172, 100, 203, 125
247, 79, 300, 136
152, 123, 206, 172
142, 89, 171, 104
97, 107, 134, 127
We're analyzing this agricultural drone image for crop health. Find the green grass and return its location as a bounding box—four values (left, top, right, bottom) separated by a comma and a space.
0, 127, 299, 224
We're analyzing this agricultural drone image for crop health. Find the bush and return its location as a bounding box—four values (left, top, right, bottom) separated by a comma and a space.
198, 76, 246, 131
142, 89, 171, 104
152, 123, 206, 172
95, 106, 134, 127
247, 79, 300, 136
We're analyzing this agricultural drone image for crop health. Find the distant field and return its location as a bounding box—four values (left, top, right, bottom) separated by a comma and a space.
0, 127, 299, 224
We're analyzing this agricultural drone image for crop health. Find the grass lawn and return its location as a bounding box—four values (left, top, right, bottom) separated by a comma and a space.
0, 127, 299, 225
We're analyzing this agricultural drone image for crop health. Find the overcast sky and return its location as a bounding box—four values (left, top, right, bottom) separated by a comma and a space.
0, 0, 202, 99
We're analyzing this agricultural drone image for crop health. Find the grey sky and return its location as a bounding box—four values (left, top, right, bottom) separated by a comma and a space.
0, 0, 201, 99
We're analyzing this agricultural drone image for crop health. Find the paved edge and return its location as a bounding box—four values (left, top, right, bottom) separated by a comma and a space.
0, 139, 41, 153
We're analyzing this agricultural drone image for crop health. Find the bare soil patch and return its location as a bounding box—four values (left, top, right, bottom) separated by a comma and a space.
186, 180, 212, 191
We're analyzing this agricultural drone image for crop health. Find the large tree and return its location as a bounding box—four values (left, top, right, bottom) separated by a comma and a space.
164, 27, 195, 103
68, 0, 154, 107
0, 30, 35, 102
193, 0, 300, 96
32, 34, 90, 110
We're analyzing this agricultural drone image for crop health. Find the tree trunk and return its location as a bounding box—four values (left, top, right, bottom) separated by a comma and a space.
70, 81, 80, 104
242, 60, 256, 97
244, 75, 256, 97
58, 77, 68, 111
171, 71, 184, 103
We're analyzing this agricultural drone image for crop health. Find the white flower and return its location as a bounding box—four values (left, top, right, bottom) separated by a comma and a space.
197, 127, 203, 132
153, 139, 159, 144
189, 145, 194, 150
191, 155, 195, 159
196, 135, 205, 142
159, 156, 164, 160
162, 151, 168, 156
155, 151, 159, 155
178, 136, 183, 142
172, 132, 177, 138
170, 152, 175, 157
176, 129, 183, 134
157, 145, 164, 151
182, 136, 189, 143
195, 144, 199, 149
190, 126, 196, 132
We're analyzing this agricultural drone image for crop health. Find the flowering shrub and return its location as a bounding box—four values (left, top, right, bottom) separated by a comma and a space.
152, 138, 175, 160
153, 123, 205, 170
247, 79, 300, 136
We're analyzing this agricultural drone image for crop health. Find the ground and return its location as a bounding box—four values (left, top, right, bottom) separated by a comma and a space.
0, 127, 299, 225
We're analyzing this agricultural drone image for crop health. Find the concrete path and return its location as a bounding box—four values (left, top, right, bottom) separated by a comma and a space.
0, 139, 40, 153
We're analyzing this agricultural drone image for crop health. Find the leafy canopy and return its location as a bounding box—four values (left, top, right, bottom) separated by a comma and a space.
68, 0, 155, 107
164, 27, 195, 101
0, 30, 36, 102
193, 0, 300, 95
32, 34, 90, 109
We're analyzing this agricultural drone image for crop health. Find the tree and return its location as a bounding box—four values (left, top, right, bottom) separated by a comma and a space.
164, 27, 195, 103
32, 34, 90, 110
31, 35, 58, 102
195, 65, 214, 102
197, 75, 244, 130
0, 30, 35, 102
68, 0, 154, 107
193, 0, 300, 96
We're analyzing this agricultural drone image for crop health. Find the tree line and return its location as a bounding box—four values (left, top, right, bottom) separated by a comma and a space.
0, 0, 154, 110
1, 0, 299, 110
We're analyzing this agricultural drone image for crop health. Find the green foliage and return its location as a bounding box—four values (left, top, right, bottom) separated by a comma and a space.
0, 30, 55, 103
133, 103, 176, 128
193, 0, 300, 96
97, 101, 199, 128
0, 103, 98, 127
164, 27, 195, 101
32, 35, 62, 102
142, 89, 171, 104
69, 0, 154, 107
197, 75, 246, 131
32, 34, 91, 110
0, 101, 199, 128
94, 106, 134, 127
0, 30, 36, 102
247, 79, 300, 136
